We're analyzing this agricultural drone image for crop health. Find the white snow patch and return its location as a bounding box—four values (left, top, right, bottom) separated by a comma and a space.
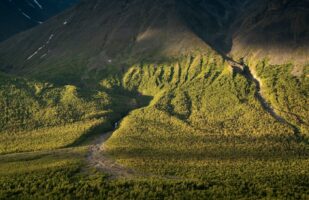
27, 34, 54, 60
46, 34, 54, 44
40, 53, 47, 59
33, 0, 43, 9
27, 51, 39, 60
18, 8, 42, 24
22, 12, 31, 19
27, 1, 35, 8
18, 9, 31, 20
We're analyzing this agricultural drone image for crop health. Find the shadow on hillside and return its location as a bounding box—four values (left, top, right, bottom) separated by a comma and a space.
67, 91, 153, 148
104, 129, 309, 161
114, 147, 309, 161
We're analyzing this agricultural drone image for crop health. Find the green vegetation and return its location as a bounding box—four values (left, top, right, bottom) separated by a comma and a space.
254, 61, 309, 136
0, 73, 105, 131
105, 54, 308, 198
0, 53, 308, 199
0, 72, 148, 154
1, 149, 308, 199
0, 120, 100, 154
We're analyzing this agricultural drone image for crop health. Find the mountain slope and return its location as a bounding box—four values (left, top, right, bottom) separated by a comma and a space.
0, 0, 260, 83
0, 0, 308, 84
0, 0, 307, 155
0, 0, 246, 84
0, 0, 79, 42
0, 0, 308, 198
230, 0, 309, 65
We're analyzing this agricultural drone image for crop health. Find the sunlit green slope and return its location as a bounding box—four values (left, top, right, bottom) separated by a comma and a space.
0, 0, 308, 199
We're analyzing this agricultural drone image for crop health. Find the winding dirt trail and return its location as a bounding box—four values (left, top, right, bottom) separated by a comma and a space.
85, 126, 186, 180
86, 131, 135, 178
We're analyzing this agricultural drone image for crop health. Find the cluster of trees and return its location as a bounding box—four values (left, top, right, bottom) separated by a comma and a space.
255, 61, 309, 136
0, 72, 149, 154
1, 147, 308, 199
0, 119, 102, 154
119, 54, 295, 137
104, 53, 308, 196
0, 51, 308, 198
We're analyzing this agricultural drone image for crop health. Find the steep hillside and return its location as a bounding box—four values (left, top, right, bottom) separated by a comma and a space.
0, 0, 257, 84
230, 0, 309, 65
0, 0, 308, 82
0, 0, 79, 42
0, 0, 308, 198
177, 0, 248, 53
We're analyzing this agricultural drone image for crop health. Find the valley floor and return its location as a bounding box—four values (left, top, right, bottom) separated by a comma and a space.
87, 131, 134, 178
1, 124, 308, 199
